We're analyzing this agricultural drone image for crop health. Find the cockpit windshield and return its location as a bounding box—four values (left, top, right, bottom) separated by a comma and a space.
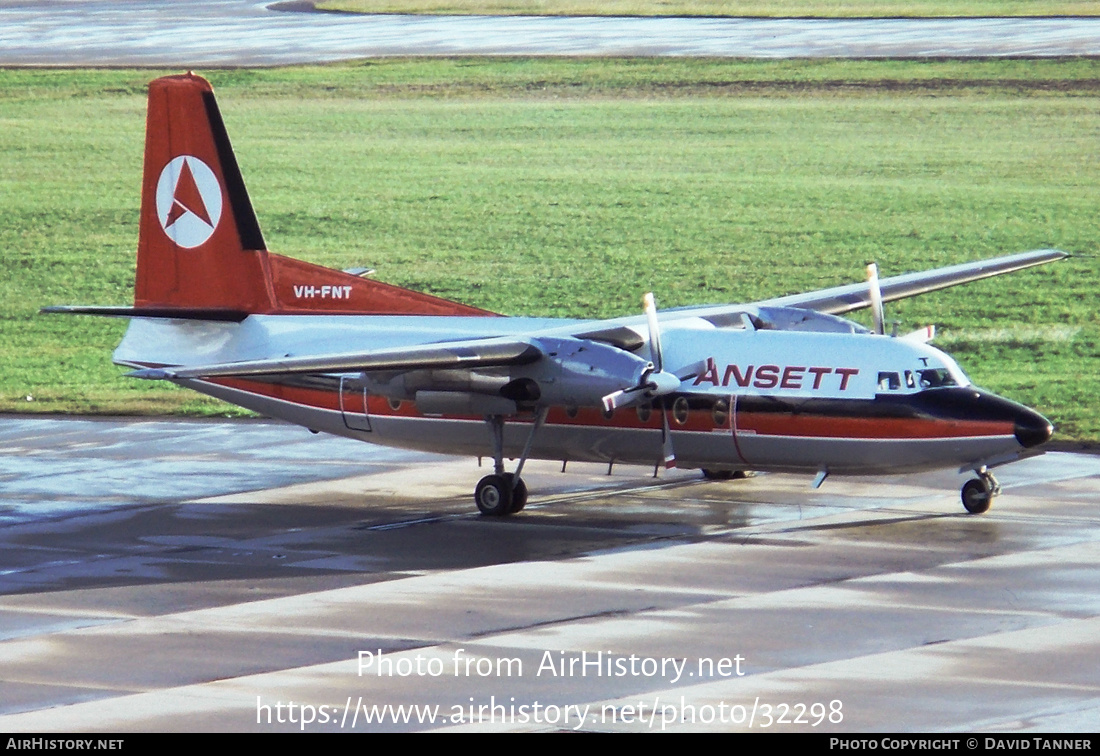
876, 360, 968, 394
916, 368, 958, 389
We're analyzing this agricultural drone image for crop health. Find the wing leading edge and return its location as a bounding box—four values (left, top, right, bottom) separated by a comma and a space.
548, 249, 1068, 344
760, 248, 1067, 315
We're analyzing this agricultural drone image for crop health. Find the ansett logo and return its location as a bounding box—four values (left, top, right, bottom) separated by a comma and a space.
155, 156, 223, 248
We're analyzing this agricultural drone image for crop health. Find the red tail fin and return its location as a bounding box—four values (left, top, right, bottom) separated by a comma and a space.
135, 73, 492, 317
135, 73, 272, 312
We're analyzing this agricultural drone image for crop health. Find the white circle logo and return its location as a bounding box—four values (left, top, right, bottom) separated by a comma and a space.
155, 156, 223, 248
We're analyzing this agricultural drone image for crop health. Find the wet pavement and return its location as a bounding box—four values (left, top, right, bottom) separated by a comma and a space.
0, 416, 1098, 731
3, 1, 1100, 65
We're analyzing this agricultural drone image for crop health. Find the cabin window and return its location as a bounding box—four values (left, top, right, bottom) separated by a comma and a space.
905, 370, 916, 389
712, 399, 729, 427
565, 405, 579, 419
387, 398, 402, 411
636, 403, 652, 423
877, 372, 901, 391
602, 406, 615, 420
673, 397, 689, 425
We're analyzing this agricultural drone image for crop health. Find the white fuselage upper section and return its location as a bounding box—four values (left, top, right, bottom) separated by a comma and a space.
114, 311, 969, 402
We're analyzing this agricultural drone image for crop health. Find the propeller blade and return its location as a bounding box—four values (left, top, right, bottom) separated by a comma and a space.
866, 262, 886, 336
643, 292, 664, 371
661, 402, 676, 469
601, 368, 681, 412
602, 385, 642, 412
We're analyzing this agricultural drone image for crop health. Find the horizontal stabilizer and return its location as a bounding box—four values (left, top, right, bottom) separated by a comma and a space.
41, 305, 248, 322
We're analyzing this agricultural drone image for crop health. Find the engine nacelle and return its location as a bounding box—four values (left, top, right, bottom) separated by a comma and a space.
752, 306, 870, 334
515, 337, 655, 408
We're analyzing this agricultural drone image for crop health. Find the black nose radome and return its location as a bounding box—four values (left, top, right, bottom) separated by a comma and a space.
1015, 409, 1054, 449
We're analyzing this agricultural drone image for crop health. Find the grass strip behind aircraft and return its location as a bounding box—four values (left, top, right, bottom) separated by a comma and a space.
44, 73, 1064, 517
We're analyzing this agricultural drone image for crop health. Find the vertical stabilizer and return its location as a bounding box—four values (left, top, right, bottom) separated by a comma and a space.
136, 73, 275, 313
134, 73, 493, 317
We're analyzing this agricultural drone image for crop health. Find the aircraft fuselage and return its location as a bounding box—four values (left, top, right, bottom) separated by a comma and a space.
115, 312, 1050, 478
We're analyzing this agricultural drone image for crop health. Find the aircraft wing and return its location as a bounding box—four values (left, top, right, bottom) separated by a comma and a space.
129, 249, 1067, 382
754, 248, 1067, 315
128, 338, 542, 380
545, 249, 1068, 344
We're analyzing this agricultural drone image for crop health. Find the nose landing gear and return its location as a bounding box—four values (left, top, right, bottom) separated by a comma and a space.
961, 469, 1001, 514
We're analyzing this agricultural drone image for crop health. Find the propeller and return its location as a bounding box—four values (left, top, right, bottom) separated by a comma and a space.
867, 262, 935, 341
600, 293, 682, 412
599, 292, 681, 468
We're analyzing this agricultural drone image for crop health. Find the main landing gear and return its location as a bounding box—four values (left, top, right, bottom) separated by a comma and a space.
701, 469, 752, 481
961, 469, 1001, 514
475, 473, 528, 516
474, 409, 546, 517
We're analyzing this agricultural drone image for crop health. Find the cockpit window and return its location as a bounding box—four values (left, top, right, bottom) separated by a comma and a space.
917, 368, 958, 389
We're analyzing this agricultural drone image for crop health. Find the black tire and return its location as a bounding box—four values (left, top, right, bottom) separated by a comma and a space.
961, 478, 993, 514
507, 475, 528, 513
701, 469, 733, 481
475, 474, 513, 516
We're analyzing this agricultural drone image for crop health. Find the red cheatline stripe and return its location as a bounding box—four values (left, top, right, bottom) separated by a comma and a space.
736, 412, 1012, 439
206, 378, 1013, 441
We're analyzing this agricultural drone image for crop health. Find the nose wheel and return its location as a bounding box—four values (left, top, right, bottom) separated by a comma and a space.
961, 470, 1000, 514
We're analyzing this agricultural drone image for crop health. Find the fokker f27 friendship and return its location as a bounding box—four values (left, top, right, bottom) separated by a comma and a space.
46, 74, 1064, 516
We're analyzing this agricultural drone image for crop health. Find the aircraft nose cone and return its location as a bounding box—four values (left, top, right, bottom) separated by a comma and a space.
1015, 409, 1053, 448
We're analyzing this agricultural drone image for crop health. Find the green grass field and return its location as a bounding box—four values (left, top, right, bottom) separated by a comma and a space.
2, 60, 1097, 441
316, 0, 1100, 17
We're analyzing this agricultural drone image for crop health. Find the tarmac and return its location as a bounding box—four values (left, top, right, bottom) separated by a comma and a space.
3, 1, 1100, 65
1, 416, 1098, 732
3, 0, 1099, 735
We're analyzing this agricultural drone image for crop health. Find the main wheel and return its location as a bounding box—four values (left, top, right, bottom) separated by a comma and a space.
702, 469, 752, 481
507, 475, 528, 513
961, 477, 993, 514
475, 474, 513, 516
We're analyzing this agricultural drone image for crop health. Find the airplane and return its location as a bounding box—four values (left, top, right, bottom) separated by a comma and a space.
44, 72, 1065, 518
